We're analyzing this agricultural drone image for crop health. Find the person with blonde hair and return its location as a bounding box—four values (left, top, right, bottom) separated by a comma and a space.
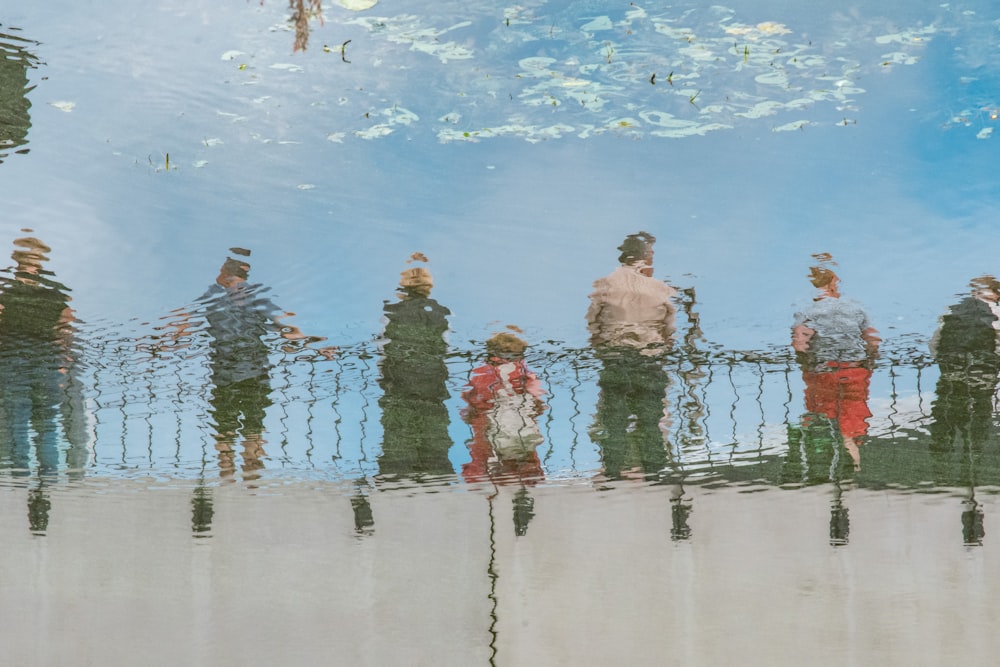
791, 256, 879, 473
0, 234, 88, 533
376, 254, 454, 480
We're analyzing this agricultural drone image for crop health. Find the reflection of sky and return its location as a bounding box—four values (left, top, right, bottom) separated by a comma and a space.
1, 0, 998, 356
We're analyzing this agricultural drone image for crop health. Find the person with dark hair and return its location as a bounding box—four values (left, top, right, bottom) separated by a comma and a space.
0, 233, 88, 533
376, 254, 454, 480
200, 250, 280, 479
791, 257, 879, 473
162, 248, 328, 485
928, 275, 1000, 546
586, 231, 677, 481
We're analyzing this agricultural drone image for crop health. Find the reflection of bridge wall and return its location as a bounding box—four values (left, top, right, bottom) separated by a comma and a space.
66, 332, 1000, 491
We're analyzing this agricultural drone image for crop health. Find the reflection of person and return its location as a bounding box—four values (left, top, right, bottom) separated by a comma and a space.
462, 330, 546, 536
0, 28, 39, 164
202, 252, 278, 479
461, 331, 546, 484
928, 276, 1000, 546
586, 232, 676, 481
376, 255, 454, 480
928, 276, 1000, 457
164, 248, 325, 487
0, 235, 88, 533
288, 0, 323, 52
791, 259, 879, 472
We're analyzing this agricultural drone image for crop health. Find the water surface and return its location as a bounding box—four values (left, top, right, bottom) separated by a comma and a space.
1, 0, 999, 664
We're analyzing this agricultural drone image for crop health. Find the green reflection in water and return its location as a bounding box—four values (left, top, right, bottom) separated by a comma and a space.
0, 26, 39, 164
0, 235, 87, 537
0, 236, 86, 477
191, 484, 214, 537
376, 259, 454, 480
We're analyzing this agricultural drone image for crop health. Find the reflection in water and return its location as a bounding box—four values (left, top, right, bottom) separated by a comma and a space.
670, 484, 692, 541
196, 249, 324, 481
350, 480, 375, 536
0, 26, 39, 165
929, 276, 1000, 547
286, 0, 323, 52
791, 258, 879, 473
829, 481, 850, 546
586, 232, 676, 482
157, 248, 325, 531
191, 484, 214, 538
376, 255, 454, 481
200, 251, 277, 479
789, 257, 879, 546
461, 330, 546, 536
27, 483, 52, 534
0, 233, 87, 534
11, 247, 1000, 547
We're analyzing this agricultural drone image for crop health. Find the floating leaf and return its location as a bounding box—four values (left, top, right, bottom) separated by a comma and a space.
335, 0, 377, 9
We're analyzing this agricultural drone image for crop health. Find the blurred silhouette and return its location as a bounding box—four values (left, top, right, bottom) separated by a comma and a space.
201, 251, 275, 480
829, 481, 850, 546
350, 480, 375, 536
0, 26, 40, 165
586, 232, 677, 481
376, 254, 454, 481
191, 483, 214, 538
159, 248, 327, 491
0, 233, 88, 534
928, 275, 1000, 546
462, 331, 546, 483
287, 0, 324, 52
928, 276, 1000, 459
791, 257, 879, 474
461, 330, 546, 535
962, 497, 985, 547
789, 256, 879, 546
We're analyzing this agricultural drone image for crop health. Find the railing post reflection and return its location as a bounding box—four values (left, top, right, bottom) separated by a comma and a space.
350, 478, 375, 536
191, 483, 214, 538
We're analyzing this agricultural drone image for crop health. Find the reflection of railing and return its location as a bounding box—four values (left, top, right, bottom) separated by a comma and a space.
7, 324, 998, 550
53, 328, 996, 493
